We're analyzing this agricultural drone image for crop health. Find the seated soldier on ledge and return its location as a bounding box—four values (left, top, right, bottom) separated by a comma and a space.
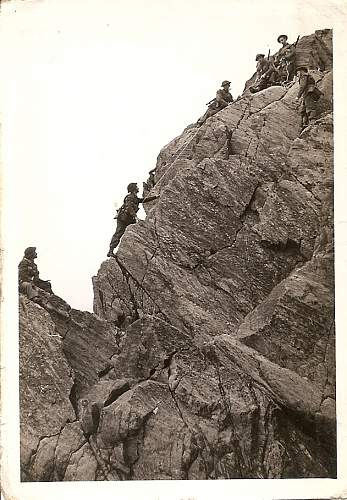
18, 247, 52, 301
18, 247, 69, 317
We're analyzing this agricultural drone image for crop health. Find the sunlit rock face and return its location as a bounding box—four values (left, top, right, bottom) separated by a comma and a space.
20, 29, 335, 481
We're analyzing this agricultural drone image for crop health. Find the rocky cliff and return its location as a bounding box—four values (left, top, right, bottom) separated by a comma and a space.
19, 29, 335, 481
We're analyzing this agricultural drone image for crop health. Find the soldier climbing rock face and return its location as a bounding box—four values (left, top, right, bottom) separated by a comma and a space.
295, 66, 323, 130
107, 182, 143, 258
275, 34, 296, 82
196, 80, 233, 127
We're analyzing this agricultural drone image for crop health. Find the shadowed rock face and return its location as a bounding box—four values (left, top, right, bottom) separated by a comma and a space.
19, 29, 335, 481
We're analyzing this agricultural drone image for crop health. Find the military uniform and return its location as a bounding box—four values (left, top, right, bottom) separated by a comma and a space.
197, 81, 233, 126
215, 88, 233, 108
108, 190, 143, 257
18, 247, 68, 316
18, 257, 39, 284
297, 70, 322, 128
250, 55, 278, 93
18, 256, 40, 300
256, 57, 270, 79
275, 35, 296, 82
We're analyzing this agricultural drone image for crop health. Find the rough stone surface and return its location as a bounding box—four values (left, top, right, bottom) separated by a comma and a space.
20, 29, 335, 481
60, 308, 120, 396
19, 296, 75, 481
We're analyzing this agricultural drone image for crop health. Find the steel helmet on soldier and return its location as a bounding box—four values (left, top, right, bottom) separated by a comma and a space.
127, 183, 138, 192
24, 247, 37, 258
277, 34, 288, 43
221, 80, 231, 86
255, 54, 265, 61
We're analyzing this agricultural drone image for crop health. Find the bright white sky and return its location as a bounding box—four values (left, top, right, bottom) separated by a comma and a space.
1, 0, 346, 311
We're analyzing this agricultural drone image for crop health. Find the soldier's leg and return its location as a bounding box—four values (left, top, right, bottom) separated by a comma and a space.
197, 109, 209, 126
19, 282, 39, 301
305, 94, 318, 123
268, 71, 277, 85
277, 63, 287, 83
286, 61, 295, 82
300, 102, 309, 129
34, 277, 53, 294
249, 83, 264, 94
197, 107, 218, 126
107, 220, 127, 257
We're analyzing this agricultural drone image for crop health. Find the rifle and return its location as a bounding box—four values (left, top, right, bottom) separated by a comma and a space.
206, 98, 216, 106
294, 35, 300, 47
267, 49, 270, 60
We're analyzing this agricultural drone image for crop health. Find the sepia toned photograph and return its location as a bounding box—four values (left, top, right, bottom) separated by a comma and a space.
1, 0, 346, 499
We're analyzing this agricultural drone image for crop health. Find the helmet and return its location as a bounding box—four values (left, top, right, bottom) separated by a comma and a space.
221, 80, 231, 86
24, 247, 37, 258
255, 54, 265, 61
127, 183, 138, 193
277, 34, 288, 43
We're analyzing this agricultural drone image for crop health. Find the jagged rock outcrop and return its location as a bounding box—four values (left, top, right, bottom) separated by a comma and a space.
19, 296, 75, 481
20, 29, 335, 481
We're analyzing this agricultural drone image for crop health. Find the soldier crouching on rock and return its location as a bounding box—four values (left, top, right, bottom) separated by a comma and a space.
196, 80, 233, 127
107, 183, 143, 258
249, 54, 279, 94
295, 66, 323, 130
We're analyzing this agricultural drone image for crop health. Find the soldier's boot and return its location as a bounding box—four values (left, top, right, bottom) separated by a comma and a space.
107, 242, 117, 258
107, 245, 119, 258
